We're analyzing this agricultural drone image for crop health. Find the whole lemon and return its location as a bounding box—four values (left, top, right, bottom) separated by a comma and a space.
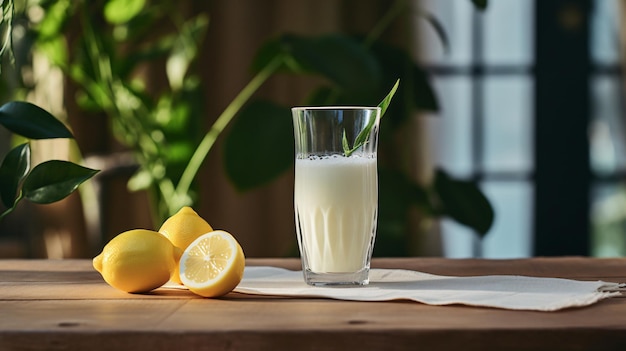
159, 206, 213, 249
159, 206, 213, 284
93, 229, 182, 293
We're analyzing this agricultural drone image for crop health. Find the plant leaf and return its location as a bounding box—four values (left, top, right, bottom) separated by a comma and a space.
36, 0, 71, 40
411, 64, 439, 112
0, 0, 13, 61
104, 0, 146, 25
0, 101, 73, 139
117, 40, 173, 79
377, 79, 400, 117
166, 14, 209, 91
343, 80, 399, 157
0, 143, 31, 208
341, 130, 350, 155
252, 34, 381, 102
433, 169, 494, 237
298, 39, 439, 120
22, 160, 98, 204
420, 11, 450, 54
471, 0, 488, 11
368, 41, 438, 129
223, 100, 293, 191
36, 36, 68, 67
127, 168, 153, 191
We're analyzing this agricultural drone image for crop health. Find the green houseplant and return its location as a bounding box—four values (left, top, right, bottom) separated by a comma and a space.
0, 102, 98, 221
0, 1, 98, 222
19, 0, 492, 256
223, 31, 493, 256
221, 0, 492, 255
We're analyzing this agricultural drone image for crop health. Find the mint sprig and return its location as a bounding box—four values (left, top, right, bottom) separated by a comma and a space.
342, 79, 399, 156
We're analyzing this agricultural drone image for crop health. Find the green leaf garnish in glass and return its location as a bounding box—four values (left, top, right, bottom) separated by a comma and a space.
343, 79, 399, 156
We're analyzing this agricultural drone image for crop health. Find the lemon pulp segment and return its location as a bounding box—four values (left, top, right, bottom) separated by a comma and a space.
158, 206, 213, 285
184, 234, 233, 283
179, 230, 245, 297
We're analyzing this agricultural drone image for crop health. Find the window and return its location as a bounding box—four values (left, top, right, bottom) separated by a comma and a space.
589, 0, 626, 257
417, 0, 621, 258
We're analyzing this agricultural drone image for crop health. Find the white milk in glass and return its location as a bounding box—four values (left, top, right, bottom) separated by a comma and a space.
294, 155, 378, 273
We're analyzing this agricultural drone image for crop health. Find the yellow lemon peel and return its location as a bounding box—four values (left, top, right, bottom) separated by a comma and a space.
93, 229, 181, 293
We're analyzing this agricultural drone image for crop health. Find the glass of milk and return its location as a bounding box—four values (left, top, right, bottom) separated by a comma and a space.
292, 106, 381, 286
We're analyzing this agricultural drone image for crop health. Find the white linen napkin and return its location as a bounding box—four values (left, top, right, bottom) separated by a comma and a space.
234, 266, 624, 311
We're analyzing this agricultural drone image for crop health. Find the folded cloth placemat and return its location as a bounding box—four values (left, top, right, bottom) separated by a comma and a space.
233, 266, 624, 311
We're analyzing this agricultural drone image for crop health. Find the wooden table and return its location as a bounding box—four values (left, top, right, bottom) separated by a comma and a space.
2, 257, 626, 351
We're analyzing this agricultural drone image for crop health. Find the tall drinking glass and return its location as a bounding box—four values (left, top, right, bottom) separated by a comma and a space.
292, 106, 381, 286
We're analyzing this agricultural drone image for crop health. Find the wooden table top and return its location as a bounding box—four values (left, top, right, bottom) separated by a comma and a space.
2, 257, 626, 351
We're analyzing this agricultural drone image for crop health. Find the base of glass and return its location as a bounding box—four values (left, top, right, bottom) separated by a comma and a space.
303, 268, 370, 286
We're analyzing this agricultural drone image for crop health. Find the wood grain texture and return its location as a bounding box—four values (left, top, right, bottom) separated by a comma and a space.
1, 258, 626, 351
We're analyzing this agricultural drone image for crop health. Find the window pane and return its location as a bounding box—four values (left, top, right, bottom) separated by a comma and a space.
590, 76, 626, 174
481, 181, 533, 258
414, 0, 474, 66
483, 76, 534, 173
441, 219, 477, 258
482, 0, 534, 65
591, 0, 621, 66
441, 181, 533, 258
591, 182, 626, 257
426, 76, 474, 177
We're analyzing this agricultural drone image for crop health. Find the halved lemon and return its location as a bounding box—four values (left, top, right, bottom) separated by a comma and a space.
179, 230, 245, 297
158, 206, 214, 285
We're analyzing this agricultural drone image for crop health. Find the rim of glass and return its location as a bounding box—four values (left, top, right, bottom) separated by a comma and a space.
291, 106, 381, 111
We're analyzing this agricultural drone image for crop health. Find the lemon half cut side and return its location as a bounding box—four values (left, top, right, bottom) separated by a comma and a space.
158, 206, 214, 285
179, 230, 245, 297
